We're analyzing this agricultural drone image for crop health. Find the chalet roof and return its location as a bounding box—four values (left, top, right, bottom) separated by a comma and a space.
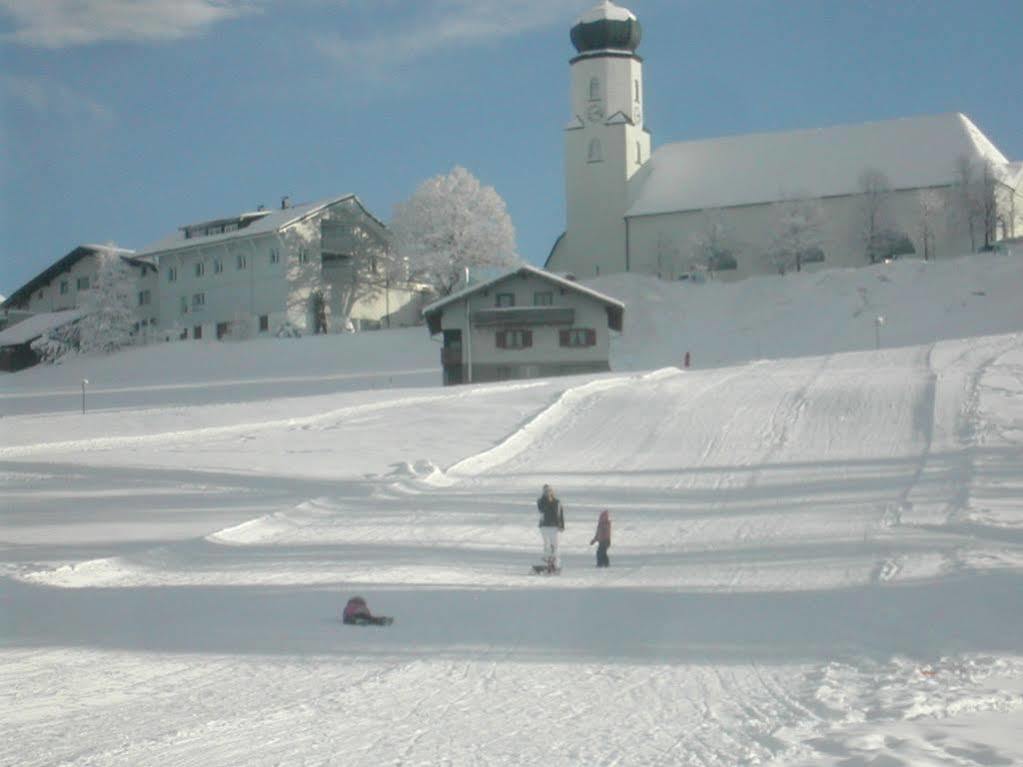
627, 113, 1015, 217
1, 244, 135, 310
0, 309, 82, 347
137, 194, 384, 256
422, 264, 625, 335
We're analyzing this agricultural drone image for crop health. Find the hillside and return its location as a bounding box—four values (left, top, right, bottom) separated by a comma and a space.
2, 255, 1022, 766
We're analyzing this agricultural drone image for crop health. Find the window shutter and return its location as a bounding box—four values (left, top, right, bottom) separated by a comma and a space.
524, 330, 533, 348
559, 330, 569, 347
587, 329, 596, 347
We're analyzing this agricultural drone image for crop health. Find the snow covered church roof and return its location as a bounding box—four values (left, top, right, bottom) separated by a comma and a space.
627, 113, 1014, 217
137, 194, 382, 256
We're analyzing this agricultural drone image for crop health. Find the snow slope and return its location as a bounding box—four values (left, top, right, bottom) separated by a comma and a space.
2, 255, 1023, 766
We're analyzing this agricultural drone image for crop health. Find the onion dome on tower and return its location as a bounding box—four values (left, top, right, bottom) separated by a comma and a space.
570, 1, 642, 56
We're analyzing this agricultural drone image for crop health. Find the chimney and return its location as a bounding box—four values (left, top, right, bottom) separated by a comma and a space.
281, 195, 290, 210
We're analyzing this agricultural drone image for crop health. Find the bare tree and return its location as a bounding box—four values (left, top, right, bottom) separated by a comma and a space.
917, 188, 946, 261
766, 197, 826, 274
858, 168, 895, 263
391, 166, 519, 296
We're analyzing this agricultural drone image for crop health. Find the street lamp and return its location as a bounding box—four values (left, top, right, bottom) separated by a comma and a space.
875, 315, 885, 350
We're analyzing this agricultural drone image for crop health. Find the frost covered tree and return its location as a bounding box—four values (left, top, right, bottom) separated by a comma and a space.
324, 213, 405, 329
766, 198, 825, 274
77, 251, 137, 355
391, 166, 519, 296
688, 211, 737, 276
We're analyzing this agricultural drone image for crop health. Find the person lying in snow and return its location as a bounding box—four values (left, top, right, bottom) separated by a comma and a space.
342, 596, 393, 626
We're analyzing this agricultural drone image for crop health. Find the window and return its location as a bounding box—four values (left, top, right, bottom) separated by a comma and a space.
193, 325, 203, 340
216, 322, 230, 340
195, 261, 205, 278
560, 328, 597, 348
634, 79, 640, 102
180, 328, 188, 340
270, 248, 280, 264
496, 292, 515, 307
213, 259, 223, 275
168, 266, 178, 282
77, 276, 90, 290
298, 248, 309, 264
60, 281, 69, 295
259, 314, 269, 332
533, 291, 553, 306
37, 290, 44, 299
588, 138, 602, 163
180, 296, 188, 315
192, 292, 205, 308
589, 77, 601, 101
236, 254, 247, 269
496, 329, 532, 349
138, 289, 151, 306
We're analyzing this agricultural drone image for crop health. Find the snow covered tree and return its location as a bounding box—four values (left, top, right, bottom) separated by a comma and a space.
390, 166, 519, 296
765, 198, 825, 274
688, 211, 737, 276
76, 251, 137, 355
30, 322, 79, 364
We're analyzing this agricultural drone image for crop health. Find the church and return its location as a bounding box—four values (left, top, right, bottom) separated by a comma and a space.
547, 1, 1022, 281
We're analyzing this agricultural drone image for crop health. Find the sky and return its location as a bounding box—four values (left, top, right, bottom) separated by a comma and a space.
1, 0, 1021, 297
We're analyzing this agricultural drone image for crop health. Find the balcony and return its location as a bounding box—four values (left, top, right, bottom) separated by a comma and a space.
440, 348, 462, 367
471, 306, 575, 327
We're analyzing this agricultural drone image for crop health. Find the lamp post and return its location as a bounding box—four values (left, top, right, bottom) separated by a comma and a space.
875, 315, 885, 350
464, 266, 472, 384
81, 379, 89, 414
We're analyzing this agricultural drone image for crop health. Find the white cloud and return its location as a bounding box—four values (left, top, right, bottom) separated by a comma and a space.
0, 0, 257, 48
1, 73, 113, 122
315, 0, 582, 78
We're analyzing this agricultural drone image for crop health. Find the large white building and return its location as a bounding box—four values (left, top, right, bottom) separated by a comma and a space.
138, 195, 429, 341
548, 1, 1023, 281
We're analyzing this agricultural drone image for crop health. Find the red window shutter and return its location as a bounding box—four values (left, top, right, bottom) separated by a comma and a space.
587, 329, 596, 347
524, 330, 533, 348
559, 329, 569, 347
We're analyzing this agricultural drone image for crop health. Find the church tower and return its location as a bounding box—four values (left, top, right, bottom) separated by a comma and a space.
558, 1, 650, 277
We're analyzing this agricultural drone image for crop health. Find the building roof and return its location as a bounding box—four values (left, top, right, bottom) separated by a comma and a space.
423, 264, 625, 335
627, 113, 1014, 217
0, 309, 82, 347
1, 244, 135, 310
137, 194, 383, 256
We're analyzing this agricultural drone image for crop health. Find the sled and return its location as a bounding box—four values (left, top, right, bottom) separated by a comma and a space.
531, 564, 561, 575
342, 615, 394, 627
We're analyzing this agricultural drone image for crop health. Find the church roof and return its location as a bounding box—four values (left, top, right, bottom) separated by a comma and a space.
627, 113, 1013, 217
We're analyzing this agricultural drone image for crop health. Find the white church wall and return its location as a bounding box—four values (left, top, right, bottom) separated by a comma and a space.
623, 184, 980, 282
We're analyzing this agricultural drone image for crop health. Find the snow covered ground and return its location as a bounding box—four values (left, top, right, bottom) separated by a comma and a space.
2, 255, 1022, 766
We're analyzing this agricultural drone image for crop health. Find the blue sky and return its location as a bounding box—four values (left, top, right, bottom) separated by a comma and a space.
1, 0, 1021, 297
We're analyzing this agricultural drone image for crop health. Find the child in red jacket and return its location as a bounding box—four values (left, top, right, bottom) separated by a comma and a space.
590, 510, 611, 568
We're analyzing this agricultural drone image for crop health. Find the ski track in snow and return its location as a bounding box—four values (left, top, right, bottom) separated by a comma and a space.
2, 336, 1023, 765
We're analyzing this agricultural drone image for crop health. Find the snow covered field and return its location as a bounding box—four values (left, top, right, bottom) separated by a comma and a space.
2, 255, 1023, 766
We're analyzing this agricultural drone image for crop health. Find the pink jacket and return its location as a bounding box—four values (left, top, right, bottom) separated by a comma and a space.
343, 597, 371, 623
591, 511, 611, 544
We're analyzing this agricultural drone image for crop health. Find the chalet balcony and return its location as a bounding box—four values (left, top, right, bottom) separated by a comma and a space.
440, 348, 462, 367
471, 306, 575, 327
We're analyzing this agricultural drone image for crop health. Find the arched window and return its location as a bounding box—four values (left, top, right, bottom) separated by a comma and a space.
587, 138, 603, 163
589, 77, 601, 101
